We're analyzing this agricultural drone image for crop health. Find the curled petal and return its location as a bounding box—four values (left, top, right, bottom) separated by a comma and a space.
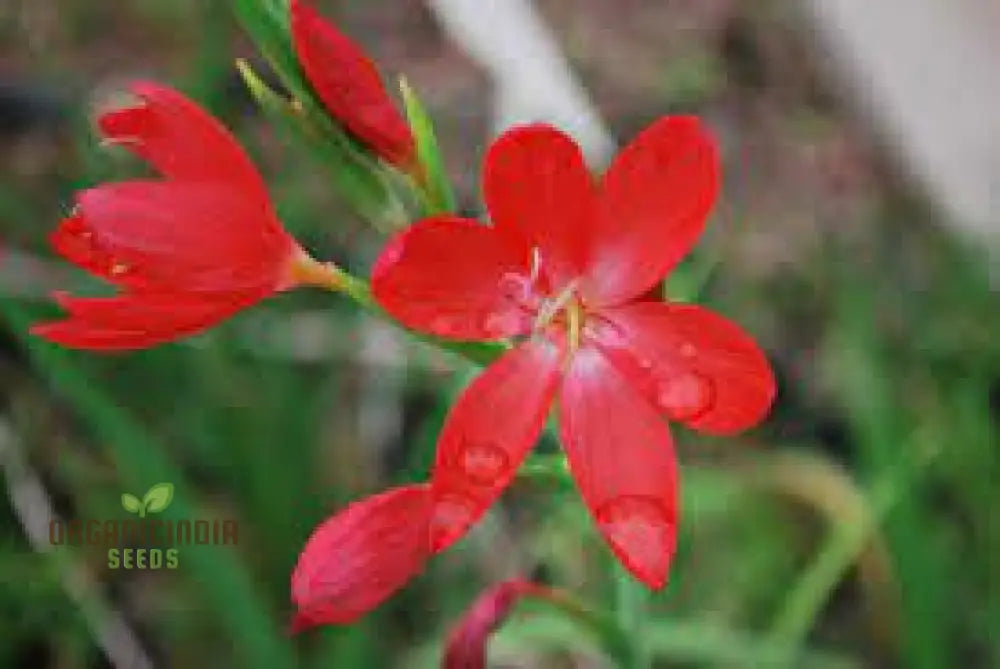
483, 124, 596, 291
291, 484, 433, 631
560, 346, 679, 588
371, 216, 538, 340
430, 337, 563, 552
583, 117, 719, 305
444, 579, 557, 669
291, 0, 414, 167
98, 82, 271, 208
30, 291, 258, 351
595, 302, 775, 434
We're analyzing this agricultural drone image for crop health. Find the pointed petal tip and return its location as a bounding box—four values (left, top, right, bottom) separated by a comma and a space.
290, 483, 433, 629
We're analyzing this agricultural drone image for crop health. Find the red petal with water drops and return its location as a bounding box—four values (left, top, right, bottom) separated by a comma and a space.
443, 579, 555, 669
98, 82, 272, 208
596, 302, 775, 434
583, 117, 719, 306
291, 484, 432, 631
290, 0, 415, 168
559, 346, 679, 588
483, 124, 596, 291
371, 216, 539, 340
430, 337, 564, 552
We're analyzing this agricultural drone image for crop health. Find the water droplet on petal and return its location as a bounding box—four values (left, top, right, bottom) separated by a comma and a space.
459, 439, 510, 485
595, 495, 674, 587
679, 342, 697, 359
109, 262, 130, 276
498, 272, 529, 301
656, 372, 714, 421
429, 493, 478, 551
483, 311, 523, 337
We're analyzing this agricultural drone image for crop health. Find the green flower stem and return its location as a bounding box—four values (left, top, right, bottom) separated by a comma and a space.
765, 442, 941, 663
531, 588, 636, 666
615, 565, 651, 669
301, 260, 506, 367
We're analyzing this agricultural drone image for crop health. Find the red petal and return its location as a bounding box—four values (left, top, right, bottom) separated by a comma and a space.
583, 117, 719, 305
483, 125, 596, 290
64, 181, 294, 292
371, 216, 539, 340
444, 579, 555, 669
559, 346, 679, 588
291, 484, 432, 631
99, 82, 272, 208
596, 302, 775, 434
291, 0, 414, 167
30, 291, 256, 351
430, 337, 563, 552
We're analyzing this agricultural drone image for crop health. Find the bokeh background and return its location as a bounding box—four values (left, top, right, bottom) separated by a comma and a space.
1, 1, 997, 667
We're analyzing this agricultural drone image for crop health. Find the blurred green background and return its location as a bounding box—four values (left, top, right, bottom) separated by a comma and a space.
0, 1, 996, 667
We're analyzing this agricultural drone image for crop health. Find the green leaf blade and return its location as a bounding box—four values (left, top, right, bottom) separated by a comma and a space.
236, 58, 405, 229
400, 77, 456, 215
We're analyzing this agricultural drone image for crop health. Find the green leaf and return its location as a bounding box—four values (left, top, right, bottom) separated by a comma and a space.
142, 482, 174, 514
231, 0, 305, 99
120, 493, 142, 514
236, 58, 406, 230
400, 77, 456, 215
0, 300, 297, 668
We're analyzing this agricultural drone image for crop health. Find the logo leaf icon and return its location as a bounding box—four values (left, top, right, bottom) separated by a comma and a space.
142, 482, 174, 515
121, 493, 142, 515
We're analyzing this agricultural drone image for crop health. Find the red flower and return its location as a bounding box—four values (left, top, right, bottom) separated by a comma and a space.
31, 82, 319, 350
372, 118, 776, 588
290, 0, 415, 169
443, 579, 558, 669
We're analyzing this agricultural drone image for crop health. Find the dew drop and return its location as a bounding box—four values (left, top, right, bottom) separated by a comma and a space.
498, 272, 529, 301
458, 439, 510, 485
429, 493, 478, 551
656, 372, 714, 420
679, 342, 697, 359
109, 262, 130, 276
595, 496, 674, 583
483, 311, 522, 337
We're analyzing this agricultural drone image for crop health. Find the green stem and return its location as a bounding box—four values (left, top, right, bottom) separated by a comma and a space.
615, 565, 651, 669
765, 442, 940, 663
301, 260, 506, 367
530, 589, 635, 665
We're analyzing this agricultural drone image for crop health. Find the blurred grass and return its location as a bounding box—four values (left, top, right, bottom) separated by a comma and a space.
2, 1, 998, 668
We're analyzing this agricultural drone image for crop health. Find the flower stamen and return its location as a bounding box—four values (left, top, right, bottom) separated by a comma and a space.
533, 279, 578, 332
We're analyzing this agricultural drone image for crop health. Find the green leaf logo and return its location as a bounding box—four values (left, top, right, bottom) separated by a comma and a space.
121, 483, 174, 517
121, 493, 141, 514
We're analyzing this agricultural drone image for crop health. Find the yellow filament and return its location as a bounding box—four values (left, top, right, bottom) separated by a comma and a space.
566, 299, 582, 354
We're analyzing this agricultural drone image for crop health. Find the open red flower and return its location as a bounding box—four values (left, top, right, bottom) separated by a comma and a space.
290, 0, 415, 169
31, 82, 323, 351
372, 118, 775, 588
